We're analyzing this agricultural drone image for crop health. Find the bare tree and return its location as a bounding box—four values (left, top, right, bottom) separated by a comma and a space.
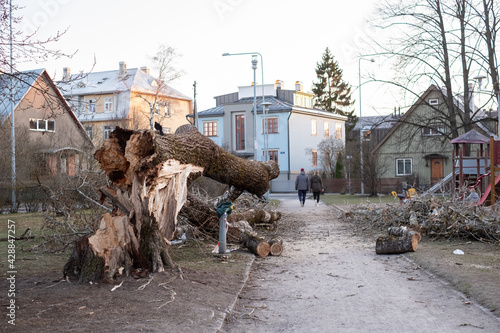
316, 136, 345, 178
134, 44, 185, 131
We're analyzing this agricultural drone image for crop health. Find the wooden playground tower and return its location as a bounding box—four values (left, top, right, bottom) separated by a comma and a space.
452, 130, 500, 205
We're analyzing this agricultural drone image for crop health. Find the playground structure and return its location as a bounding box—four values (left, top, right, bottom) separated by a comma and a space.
451, 130, 500, 206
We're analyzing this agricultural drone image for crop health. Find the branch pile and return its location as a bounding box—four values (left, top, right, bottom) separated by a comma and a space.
343, 198, 500, 244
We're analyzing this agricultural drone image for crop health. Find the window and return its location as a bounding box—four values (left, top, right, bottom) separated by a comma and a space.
311, 119, 317, 136
422, 125, 446, 136
429, 98, 439, 105
87, 99, 96, 113
103, 125, 116, 140
203, 121, 218, 137
263, 117, 278, 134
324, 122, 330, 137
104, 97, 113, 112
163, 127, 171, 134
264, 149, 279, 163
235, 115, 245, 150
335, 123, 342, 139
163, 102, 171, 117
396, 158, 412, 176
29, 118, 56, 132
325, 151, 331, 168
312, 150, 318, 167
84, 126, 93, 140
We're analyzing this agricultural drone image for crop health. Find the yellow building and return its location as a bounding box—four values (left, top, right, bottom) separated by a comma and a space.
58, 61, 192, 147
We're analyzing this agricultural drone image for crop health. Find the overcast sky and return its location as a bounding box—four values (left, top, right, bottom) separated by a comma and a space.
17, 0, 397, 116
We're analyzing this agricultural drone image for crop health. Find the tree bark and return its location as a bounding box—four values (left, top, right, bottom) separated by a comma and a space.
65, 125, 280, 282
241, 233, 270, 257
375, 234, 420, 255
268, 236, 284, 256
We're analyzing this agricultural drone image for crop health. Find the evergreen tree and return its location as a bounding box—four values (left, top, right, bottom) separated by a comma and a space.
312, 48, 356, 123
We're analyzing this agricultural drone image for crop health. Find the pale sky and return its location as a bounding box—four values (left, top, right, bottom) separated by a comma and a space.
16, 0, 396, 116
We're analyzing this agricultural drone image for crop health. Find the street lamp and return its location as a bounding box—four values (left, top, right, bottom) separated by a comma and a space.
360, 125, 371, 195
358, 57, 375, 118
223, 52, 265, 160
346, 155, 352, 194
358, 56, 374, 195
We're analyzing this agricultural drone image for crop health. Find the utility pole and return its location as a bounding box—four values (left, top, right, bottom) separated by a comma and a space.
193, 81, 198, 128
10, 0, 16, 211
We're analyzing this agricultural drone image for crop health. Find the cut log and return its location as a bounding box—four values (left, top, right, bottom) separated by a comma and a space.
375, 234, 420, 254
268, 236, 283, 256
241, 233, 270, 257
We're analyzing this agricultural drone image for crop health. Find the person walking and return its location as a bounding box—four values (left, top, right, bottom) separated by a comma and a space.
310, 171, 324, 207
295, 168, 309, 207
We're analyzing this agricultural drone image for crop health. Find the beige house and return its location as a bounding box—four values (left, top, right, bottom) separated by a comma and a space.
57, 62, 192, 148
0, 69, 93, 183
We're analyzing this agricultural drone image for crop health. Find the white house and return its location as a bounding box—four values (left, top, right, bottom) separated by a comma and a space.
194, 81, 347, 192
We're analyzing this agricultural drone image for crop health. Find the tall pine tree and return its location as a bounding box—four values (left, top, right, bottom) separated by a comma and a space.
312, 48, 355, 123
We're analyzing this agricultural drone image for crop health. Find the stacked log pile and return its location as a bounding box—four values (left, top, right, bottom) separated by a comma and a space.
343, 197, 500, 244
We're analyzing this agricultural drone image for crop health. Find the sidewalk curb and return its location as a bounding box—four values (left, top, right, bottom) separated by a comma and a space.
216, 253, 256, 332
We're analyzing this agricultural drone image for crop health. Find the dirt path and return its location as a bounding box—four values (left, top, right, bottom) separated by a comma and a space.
221, 195, 500, 332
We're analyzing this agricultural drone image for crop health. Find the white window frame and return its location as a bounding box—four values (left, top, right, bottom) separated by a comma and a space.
429, 98, 439, 105
87, 99, 96, 113
312, 150, 318, 167
396, 158, 412, 176
203, 121, 218, 137
30, 118, 56, 132
84, 126, 93, 140
335, 123, 342, 139
103, 125, 116, 140
422, 125, 446, 136
311, 119, 317, 136
324, 122, 330, 137
103, 97, 113, 113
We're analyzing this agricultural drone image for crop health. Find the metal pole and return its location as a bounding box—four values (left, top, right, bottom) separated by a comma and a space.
10, 0, 16, 211
218, 212, 227, 254
360, 129, 364, 195
252, 56, 258, 160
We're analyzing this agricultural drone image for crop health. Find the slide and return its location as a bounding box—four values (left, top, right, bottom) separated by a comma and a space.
475, 172, 500, 206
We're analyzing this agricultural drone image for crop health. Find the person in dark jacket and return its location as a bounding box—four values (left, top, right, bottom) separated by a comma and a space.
295, 168, 309, 207
310, 171, 324, 207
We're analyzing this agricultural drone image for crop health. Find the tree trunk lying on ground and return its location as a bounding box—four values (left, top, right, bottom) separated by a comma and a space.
64, 125, 280, 283
241, 233, 270, 257
375, 232, 420, 254
268, 236, 284, 256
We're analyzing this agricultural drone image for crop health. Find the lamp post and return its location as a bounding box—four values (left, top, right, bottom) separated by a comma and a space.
358, 57, 375, 195
346, 155, 352, 195
223, 52, 265, 160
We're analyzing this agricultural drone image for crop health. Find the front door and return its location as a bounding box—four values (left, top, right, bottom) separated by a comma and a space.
431, 158, 443, 184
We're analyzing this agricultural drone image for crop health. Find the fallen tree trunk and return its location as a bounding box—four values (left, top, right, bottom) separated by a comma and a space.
375, 233, 420, 255
241, 233, 270, 257
65, 125, 280, 283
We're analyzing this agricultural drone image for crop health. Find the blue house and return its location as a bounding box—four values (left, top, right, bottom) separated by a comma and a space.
195, 81, 347, 192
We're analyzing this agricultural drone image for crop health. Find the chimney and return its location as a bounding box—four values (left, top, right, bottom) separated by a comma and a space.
141, 66, 150, 74
275, 80, 284, 90
295, 81, 303, 91
119, 61, 127, 77
63, 67, 71, 80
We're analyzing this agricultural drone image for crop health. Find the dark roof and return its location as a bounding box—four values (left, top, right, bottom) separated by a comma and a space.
353, 114, 401, 131
450, 129, 490, 144
197, 95, 344, 118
